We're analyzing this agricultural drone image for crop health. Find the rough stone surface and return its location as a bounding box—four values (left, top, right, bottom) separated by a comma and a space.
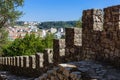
29, 55, 36, 69
0, 5, 120, 79
65, 28, 82, 62
19, 56, 23, 67
53, 39, 65, 64
0, 71, 35, 80
82, 5, 120, 67
44, 49, 53, 68
23, 56, 29, 68
38, 61, 120, 80
36, 53, 44, 68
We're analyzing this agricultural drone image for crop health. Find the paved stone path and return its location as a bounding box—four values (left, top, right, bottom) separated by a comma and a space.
0, 61, 120, 80
69, 61, 120, 80
0, 71, 35, 80
37, 61, 120, 80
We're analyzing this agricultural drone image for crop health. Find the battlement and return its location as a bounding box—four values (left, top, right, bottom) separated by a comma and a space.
82, 5, 120, 65
82, 9, 103, 31
0, 5, 120, 78
82, 5, 120, 32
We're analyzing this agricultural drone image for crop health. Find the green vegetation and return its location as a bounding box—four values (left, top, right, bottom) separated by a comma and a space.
75, 19, 82, 28
0, 28, 10, 56
37, 20, 82, 29
38, 21, 77, 29
0, 0, 24, 56
3, 33, 54, 56
0, 0, 24, 27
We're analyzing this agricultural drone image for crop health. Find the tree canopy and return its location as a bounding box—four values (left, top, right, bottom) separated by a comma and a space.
0, 0, 24, 56
75, 19, 82, 28
0, 0, 24, 28
38, 21, 76, 29
3, 33, 54, 56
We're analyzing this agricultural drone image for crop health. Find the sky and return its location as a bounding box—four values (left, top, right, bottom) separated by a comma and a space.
18, 0, 120, 22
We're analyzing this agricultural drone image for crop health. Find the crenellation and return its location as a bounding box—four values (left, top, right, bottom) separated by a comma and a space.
82, 5, 120, 67
82, 9, 102, 60
65, 28, 82, 61
13, 57, 15, 66
2, 57, 4, 65
0, 57, 1, 65
4, 57, 7, 65
53, 39, 65, 64
15, 56, 19, 67
43, 49, 53, 67
19, 56, 23, 67
40, 54, 44, 68
65, 28, 82, 47
29, 55, 36, 69
0, 5, 120, 78
82, 9, 103, 31
9, 57, 12, 66
36, 53, 44, 68
74, 28, 82, 46
104, 5, 120, 31
7, 57, 10, 66
23, 56, 29, 68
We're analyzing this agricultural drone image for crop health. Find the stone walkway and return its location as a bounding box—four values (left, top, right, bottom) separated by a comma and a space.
37, 61, 120, 80
0, 71, 35, 80
0, 61, 120, 80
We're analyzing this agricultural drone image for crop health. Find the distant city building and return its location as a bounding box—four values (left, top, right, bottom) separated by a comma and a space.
50, 28, 57, 34
8, 21, 65, 40
54, 28, 65, 39
41, 29, 47, 37
7, 26, 39, 41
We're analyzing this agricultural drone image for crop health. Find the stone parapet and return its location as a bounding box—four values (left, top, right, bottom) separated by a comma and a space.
29, 55, 36, 69
23, 56, 29, 68
0, 5, 120, 78
53, 39, 65, 64
35, 53, 44, 69
43, 49, 53, 68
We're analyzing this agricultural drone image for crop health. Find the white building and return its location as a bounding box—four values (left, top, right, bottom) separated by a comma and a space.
41, 29, 47, 37
50, 28, 57, 34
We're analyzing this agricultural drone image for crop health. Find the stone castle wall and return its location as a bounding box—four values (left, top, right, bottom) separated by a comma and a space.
82, 5, 120, 67
0, 49, 53, 77
0, 5, 120, 77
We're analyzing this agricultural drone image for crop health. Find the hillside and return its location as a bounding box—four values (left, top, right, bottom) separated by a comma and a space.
38, 21, 77, 29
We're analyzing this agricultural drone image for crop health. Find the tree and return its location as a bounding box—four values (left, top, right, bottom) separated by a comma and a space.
0, 0, 24, 56
3, 33, 54, 56
42, 33, 54, 48
75, 19, 82, 28
0, 28, 9, 56
0, 0, 24, 28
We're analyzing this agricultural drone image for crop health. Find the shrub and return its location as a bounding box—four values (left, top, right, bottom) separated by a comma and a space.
3, 33, 54, 56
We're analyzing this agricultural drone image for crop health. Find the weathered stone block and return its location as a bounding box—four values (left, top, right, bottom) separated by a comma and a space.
29, 55, 36, 69
19, 56, 23, 67
23, 56, 29, 68
2, 57, 4, 65
44, 49, 53, 67
53, 39, 65, 64
13, 57, 15, 66
3, 57, 5, 65
0, 57, 1, 65
7, 57, 10, 66
82, 9, 103, 31
65, 28, 82, 47
36, 53, 44, 68
10, 57, 13, 66
53, 39, 65, 49
15, 56, 19, 67
104, 5, 120, 31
